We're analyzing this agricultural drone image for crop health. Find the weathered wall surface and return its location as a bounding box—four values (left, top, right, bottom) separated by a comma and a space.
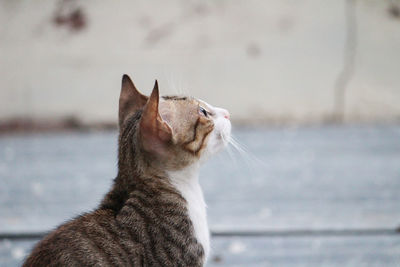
1, 0, 400, 125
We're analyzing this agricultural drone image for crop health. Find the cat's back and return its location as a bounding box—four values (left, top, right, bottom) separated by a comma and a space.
23, 209, 145, 266
23, 180, 205, 267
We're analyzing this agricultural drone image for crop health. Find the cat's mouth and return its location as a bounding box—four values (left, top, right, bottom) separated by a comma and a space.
219, 131, 230, 144
217, 121, 231, 147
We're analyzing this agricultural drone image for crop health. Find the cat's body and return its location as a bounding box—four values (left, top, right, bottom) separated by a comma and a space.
23, 75, 231, 267
25, 172, 204, 266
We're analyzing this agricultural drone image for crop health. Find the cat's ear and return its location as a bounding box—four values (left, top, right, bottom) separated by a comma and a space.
119, 74, 148, 126
140, 80, 172, 155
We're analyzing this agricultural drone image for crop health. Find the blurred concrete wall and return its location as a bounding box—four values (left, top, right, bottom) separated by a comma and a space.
1, 0, 400, 125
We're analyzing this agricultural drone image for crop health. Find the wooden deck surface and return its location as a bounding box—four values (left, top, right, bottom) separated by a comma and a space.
1, 125, 400, 266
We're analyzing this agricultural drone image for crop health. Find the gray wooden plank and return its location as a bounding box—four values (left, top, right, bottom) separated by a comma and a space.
0, 239, 33, 267
1, 125, 400, 232
1, 235, 400, 267
208, 235, 400, 267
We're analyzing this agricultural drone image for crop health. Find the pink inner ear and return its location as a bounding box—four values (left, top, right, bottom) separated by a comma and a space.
142, 134, 168, 155
158, 121, 172, 142
141, 119, 172, 155
139, 81, 172, 155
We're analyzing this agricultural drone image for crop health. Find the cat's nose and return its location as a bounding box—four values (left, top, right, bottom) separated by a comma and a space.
222, 109, 230, 120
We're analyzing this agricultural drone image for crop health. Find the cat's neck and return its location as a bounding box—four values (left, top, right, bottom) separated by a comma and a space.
168, 163, 200, 185
167, 163, 210, 261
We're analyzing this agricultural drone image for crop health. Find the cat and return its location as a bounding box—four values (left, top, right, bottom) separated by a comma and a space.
23, 75, 231, 267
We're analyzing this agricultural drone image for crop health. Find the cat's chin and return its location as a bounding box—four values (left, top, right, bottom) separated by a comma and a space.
200, 131, 231, 163
218, 121, 232, 148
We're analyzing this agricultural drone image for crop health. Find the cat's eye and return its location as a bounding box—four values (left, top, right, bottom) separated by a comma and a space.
199, 107, 208, 117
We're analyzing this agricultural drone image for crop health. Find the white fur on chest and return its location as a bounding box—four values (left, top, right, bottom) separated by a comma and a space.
167, 165, 210, 261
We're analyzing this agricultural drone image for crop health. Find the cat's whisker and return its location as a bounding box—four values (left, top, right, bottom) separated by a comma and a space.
177, 78, 185, 95
226, 136, 250, 163
229, 137, 247, 155
165, 72, 180, 95
227, 136, 248, 157
224, 142, 238, 164
173, 74, 189, 96
227, 135, 268, 168
164, 71, 187, 96
220, 131, 237, 163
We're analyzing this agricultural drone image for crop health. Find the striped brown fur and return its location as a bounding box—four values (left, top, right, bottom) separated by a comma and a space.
22, 76, 216, 267
184, 117, 214, 155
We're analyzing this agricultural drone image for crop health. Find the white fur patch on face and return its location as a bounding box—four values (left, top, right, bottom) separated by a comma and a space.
199, 101, 231, 160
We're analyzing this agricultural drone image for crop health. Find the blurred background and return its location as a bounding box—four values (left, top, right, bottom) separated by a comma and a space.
1, 0, 400, 266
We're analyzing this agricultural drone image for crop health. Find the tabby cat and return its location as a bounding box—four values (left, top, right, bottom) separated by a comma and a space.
23, 75, 231, 267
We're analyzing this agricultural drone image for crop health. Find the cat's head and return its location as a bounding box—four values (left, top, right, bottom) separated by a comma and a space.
118, 75, 231, 171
